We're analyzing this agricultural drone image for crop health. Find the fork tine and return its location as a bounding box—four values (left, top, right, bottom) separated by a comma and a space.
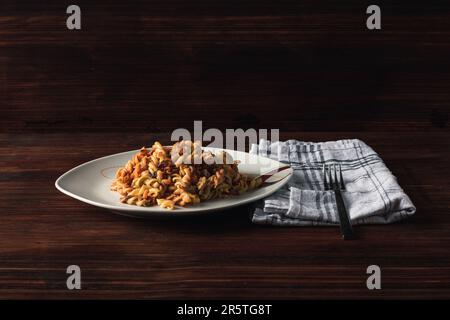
323, 164, 329, 190
328, 164, 333, 190
339, 164, 345, 190
333, 164, 339, 190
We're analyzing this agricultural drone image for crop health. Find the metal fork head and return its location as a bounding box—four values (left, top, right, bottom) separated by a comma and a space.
322, 163, 345, 191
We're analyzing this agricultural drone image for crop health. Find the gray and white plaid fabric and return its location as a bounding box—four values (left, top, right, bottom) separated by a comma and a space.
250, 139, 416, 226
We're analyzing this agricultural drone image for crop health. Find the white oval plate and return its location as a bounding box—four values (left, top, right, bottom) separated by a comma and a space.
55, 147, 292, 218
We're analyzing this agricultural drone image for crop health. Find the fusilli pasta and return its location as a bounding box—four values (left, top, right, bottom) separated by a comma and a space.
111, 140, 261, 209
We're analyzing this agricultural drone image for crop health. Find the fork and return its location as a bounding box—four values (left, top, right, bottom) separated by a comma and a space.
323, 164, 356, 240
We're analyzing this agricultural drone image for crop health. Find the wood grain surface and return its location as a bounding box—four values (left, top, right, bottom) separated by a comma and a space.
1, 1, 449, 299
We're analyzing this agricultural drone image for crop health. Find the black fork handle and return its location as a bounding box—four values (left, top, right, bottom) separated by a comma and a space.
334, 190, 356, 240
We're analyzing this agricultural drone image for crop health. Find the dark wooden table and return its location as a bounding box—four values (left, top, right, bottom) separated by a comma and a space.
1, 132, 449, 299
1, 1, 450, 299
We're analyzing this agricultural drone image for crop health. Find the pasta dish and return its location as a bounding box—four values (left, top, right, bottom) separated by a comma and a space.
111, 140, 261, 209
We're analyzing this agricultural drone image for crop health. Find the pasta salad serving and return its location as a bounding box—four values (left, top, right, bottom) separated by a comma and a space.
111, 140, 262, 209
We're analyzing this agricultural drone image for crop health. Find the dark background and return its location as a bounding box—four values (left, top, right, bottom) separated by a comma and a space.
1, 1, 449, 133
0, 1, 449, 299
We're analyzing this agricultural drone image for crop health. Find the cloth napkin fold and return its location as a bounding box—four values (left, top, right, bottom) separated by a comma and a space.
250, 139, 416, 226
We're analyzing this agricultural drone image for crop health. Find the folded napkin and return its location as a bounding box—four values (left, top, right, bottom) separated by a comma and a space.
250, 139, 416, 226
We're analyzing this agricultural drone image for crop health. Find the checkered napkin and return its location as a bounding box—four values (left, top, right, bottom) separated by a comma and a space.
250, 139, 416, 226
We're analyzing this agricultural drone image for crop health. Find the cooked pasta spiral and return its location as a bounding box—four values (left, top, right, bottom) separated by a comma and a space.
111, 140, 262, 209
